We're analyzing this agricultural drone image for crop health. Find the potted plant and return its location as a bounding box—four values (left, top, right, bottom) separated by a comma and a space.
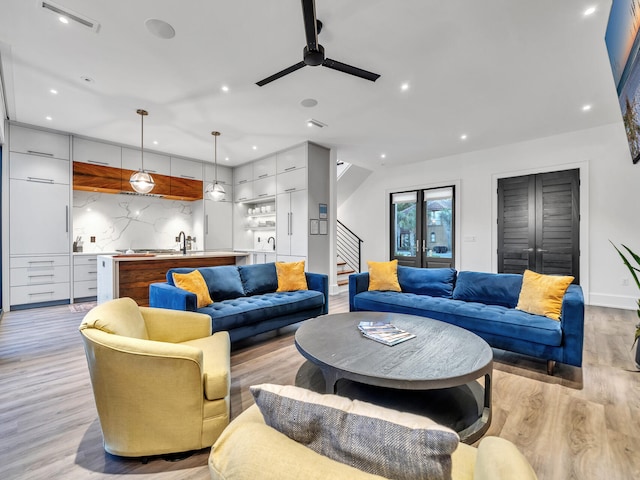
611, 242, 640, 368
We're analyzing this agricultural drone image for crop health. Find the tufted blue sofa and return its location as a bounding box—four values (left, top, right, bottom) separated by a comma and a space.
149, 263, 328, 342
349, 267, 584, 374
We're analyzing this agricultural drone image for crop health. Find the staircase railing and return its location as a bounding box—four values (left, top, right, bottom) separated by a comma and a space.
337, 220, 363, 274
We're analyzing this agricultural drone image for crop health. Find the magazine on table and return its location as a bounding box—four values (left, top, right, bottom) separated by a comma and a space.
357, 321, 416, 346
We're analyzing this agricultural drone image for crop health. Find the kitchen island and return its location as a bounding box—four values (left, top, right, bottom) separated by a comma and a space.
97, 251, 250, 306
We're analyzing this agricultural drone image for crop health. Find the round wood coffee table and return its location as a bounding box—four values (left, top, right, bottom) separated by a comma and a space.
294, 311, 493, 443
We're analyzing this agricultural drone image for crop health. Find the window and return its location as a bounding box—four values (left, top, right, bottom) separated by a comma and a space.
391, 186, 455, 268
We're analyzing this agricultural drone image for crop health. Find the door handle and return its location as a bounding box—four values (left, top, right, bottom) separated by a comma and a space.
522, 248, 534, 252
536, 248, 548, 253
422, 239, 426, 252
65, 206, 69, 233
205, 215, 209, 235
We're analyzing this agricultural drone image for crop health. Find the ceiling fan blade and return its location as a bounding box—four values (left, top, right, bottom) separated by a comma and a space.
256, 61, 306, 87
322, 58, 381, 82
301, 0, 319, 51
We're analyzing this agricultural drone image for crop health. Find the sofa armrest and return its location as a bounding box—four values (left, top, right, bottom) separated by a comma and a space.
140, 306, 212, 343
349, 273, 370, 311
149, 282, 197, 312
559, 284, 585, 367
305, 273, 329, 315
473, 436, 538, 480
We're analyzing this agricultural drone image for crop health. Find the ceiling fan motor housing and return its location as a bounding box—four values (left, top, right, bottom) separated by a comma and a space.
304, 44, 325, 66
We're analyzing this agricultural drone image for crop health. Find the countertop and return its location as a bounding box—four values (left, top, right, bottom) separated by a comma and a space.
98, 251, 250, 261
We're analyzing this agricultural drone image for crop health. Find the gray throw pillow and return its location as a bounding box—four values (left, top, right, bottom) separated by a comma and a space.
250, 384, 459, 480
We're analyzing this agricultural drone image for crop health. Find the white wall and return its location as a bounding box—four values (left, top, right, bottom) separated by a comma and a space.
338, 120, 640, 310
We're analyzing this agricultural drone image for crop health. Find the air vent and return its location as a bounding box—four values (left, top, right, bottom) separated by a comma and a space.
40, 1, 100, 32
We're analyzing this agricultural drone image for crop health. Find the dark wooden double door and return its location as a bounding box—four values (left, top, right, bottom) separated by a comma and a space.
498, 169, 580, 283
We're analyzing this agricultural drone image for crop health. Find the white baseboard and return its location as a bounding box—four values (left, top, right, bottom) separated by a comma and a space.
588, 293, 637, 310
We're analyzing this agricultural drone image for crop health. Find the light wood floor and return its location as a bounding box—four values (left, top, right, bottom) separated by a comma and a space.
1, 294, 639, 479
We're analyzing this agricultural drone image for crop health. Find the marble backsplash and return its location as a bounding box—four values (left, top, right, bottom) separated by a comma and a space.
73, 191, 203, 253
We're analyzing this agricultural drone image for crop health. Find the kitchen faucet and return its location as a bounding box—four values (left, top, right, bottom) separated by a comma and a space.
177, 231, 187, 255
267, 236, 276, 251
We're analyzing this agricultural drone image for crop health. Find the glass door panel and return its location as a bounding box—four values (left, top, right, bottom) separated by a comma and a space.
391, 191, 419, 267
424, 187, 454, 268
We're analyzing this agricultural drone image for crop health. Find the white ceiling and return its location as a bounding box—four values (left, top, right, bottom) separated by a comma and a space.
0, 0, 623, 169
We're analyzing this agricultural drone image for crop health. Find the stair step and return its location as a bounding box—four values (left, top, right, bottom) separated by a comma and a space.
337, 269, 355, 276
336, 261, 347, 267
337, 278, 349, 286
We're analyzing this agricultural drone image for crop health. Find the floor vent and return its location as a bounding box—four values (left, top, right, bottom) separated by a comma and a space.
40, 1, 100, 33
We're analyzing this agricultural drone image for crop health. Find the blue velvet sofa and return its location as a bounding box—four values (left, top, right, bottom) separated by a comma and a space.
149, 263, 328, 342
349, 267, 584, 374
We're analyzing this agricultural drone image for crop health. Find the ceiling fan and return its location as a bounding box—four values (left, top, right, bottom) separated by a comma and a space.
256, 0, 381, 87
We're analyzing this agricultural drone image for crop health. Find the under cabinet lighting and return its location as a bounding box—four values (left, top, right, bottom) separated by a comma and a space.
584, 7, 596, 16
582, 104, 592, 111
50, 89, 58, 95
59, 16, 69, 24
460, 134, 468, 140
401, 83, 410, 91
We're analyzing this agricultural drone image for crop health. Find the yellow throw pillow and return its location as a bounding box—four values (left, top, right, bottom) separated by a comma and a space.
276, 261, 308, 292
172, 270, 213, 308
367, 259, 401, 292
516, 269, 574, 321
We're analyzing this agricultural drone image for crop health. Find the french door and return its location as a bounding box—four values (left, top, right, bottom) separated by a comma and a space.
497, 169, 580, 282
390, 186, 455, 268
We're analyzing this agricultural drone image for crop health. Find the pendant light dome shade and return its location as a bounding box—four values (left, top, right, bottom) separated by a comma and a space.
206, 131, 226, 201
129, 170, 155, 194
130, 109, 155, 194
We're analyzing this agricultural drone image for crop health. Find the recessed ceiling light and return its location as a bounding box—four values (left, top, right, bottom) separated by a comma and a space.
401, 83, 410, 91
380, 153, 386, 159
460, 134, 468, 140
153, 140, 158, 145
225, 157, 230, 162
252, 146, 257, 150
144, 18, 175, 39
50, 88, 58, 95
307, 121, 313, 127
582, 104, 592, 111
221, 85, 229, 93
59, 16, 69, 24
584, 6, 596, 16
300, 98, 318, 108
45, 116, 52, 121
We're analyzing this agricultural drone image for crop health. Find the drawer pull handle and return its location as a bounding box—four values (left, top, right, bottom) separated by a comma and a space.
27, 177, 54, 184
88, 160, 109, 166
258, 174, 268, 178
88, 287, 98, 291
87, 271, 97, 274
87, 258, 97, 262
285, 188, 296, 192
28, 274, 54, 278
258, 193, 268, 197
146, 169, 157, 173
27, 150, 54, 157
28, 260, 55, 264
238, 179, 247, 184
29, 291, 55, 296
284, 166, 296, 171
180, 175, 195, 179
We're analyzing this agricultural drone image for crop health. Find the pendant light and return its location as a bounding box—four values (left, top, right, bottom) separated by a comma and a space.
205, 131, 226, 201
129, 109, 155, 194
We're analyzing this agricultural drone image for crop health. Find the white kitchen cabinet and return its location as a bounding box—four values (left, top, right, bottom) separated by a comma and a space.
122, 147, 171, 175
171, 157, 203, 181
9, 254, 71, 307
276, 144, 306, 174
253, 252, 276, 264
10, 179, 70, 255
234, 181, 254, 202
10, 152, 70, 184
253, 155, 276, 179
73, 255, 99, 299
9, 124, 69, 159
73, 138, 121, 168
234, 163, 253, 185
276, 167, 307, 194
204, 200, 233, 250
277, 190, 308, 258
253, 176, 276, 199
204, 163, 233, 186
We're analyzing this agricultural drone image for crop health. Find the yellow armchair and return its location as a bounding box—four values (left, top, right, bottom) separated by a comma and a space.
79, 297, 230, 458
